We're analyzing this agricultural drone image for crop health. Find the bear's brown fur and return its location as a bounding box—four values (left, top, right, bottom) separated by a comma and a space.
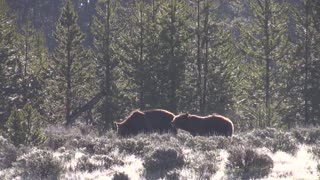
171, 113, 234, 137
116, 109, 176, 136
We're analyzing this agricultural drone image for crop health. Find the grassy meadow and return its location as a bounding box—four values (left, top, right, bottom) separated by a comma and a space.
1, 125, 320, 179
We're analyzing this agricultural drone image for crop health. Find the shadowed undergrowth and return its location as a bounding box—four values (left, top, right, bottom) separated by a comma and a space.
0, 126, 319, 179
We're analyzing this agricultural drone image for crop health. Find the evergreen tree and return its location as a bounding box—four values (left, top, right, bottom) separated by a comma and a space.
5, 103, 46, 146
237, 0, 291, 127
52, 0, 94, 127
157, 0, 191, 113
117, 0, 160, 110
0, 0, 19, 130
290, 0, 313, 126
143, 0, 167, 109
91, 0, 121, 130
181, 0, 241, 118
17, 18, 49, 112
309, 0, 320, 124
124, 0, 149, 110
288, 0, 320, 127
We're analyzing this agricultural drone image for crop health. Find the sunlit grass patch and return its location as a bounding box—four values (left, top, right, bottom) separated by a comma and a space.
268, 145, 318, 179
244, 128, 298, 155
1, 127, 320, 179
75, 154, 124, 172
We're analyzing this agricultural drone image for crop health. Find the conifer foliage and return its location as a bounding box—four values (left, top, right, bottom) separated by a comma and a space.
0, 0, 320, 134
5, 103, 46, 146
52, 0, 93, 127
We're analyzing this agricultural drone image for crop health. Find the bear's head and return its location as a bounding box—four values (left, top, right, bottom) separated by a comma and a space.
115, 121, 128, 136
116, 110, 145, 136
171, 113, 189, 128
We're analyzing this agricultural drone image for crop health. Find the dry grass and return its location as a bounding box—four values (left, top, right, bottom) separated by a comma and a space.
0, 126, 319, 179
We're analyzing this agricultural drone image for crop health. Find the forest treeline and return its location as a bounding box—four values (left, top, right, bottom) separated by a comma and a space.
0, 0, 320, 143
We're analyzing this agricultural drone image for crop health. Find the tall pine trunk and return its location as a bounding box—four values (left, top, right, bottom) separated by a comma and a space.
304, 0, 311, 125
196, 0, 203, 114
139, 3, 145, 110
202, 0, 210, 115
168, 1, 177, 113
102, 0, 112, 127
263, 0, 271, 127
65, 46, 72, 127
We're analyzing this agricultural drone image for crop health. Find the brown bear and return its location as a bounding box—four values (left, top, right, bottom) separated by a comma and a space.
171, 113, 234, 137
115, 109, 177, 136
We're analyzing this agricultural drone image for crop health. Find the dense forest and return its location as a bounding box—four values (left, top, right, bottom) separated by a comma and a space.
1, 0, 320, 179
1, 0, 320, 141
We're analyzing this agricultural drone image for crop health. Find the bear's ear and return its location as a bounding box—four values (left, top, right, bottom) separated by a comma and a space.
131, 110, 144, 117
183, 113, 189, 118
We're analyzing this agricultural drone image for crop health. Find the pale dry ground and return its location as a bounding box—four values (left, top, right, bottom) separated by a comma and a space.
1, 127, 319, 180
265, 145, 318, 180
54, 143, 318, 179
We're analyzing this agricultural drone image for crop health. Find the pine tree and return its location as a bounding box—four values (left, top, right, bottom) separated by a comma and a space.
5, 103, 46, 146
17, 17, 49, 111
126, 0, 149, 110
290, 0, 313, 126
91, 0, 121, 130
117, 0, 160, 110
285, 0, 320, 127
0, 0, 19, 130
157, 0, 191, 113
52, 0, 93, 127
237, 0, 290, 127
309, 0, 320, 124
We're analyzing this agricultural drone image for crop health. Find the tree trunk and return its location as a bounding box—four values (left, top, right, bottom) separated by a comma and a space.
304, 0, 311, 125
264, 0, 271, 127
196, 0, 203, 114
139, 3, 145, 109
65, 46, 72, 127
70, 92, 104, 123
201, 0, 209, 115
168, 1, 177, 113
103, 0, 112, 126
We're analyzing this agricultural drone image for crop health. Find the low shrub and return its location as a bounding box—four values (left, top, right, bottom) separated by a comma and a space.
143, 147, 184, 178
306, 129, 320, 144
317, 163, 320, 176
227, 146, 274, 179
91, 137, 115, 155
15, 149, 63, 180
184, 135, 231, 152
75, 155, 97, 172
55, 148, 75, 162
92, 155, 124, 169
45, 134, 68, 150
75, 154, 124, 172
292, 128, 308, 143
252, 128, 277, 139
310, 145, 320, 159
165, 170, 180, 180
76, 138, 96, 154
116, 138, 148, 156
112, 172, 130, 180
0, 136, 17, 169
245, 129, 298, 155
267, 132, 298, 154
187, 150, 219, 179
